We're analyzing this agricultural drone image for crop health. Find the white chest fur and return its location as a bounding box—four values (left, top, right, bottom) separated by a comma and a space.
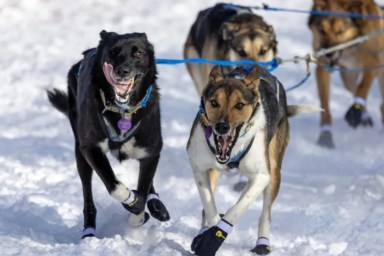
98, 138, 148, 160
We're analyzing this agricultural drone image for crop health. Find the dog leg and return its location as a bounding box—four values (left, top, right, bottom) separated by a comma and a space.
340, 72, 359, 94
184, 36, 206, 95
80, 146, 145, 215
190, 166, 220, 252
200, 168, 221, 227
208, 168, 220, 194
251, 122, 287, 255
193, 170, 270, 255
345, 70, 377, 128
315, 64, 335, 148
193, 168, 220, 228
135, 155, 170, 225
378, 70, 384, 127
75, 144, 97, 239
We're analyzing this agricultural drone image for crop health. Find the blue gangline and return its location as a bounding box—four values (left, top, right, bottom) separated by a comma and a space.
155, 58, 279, 71
257, 4, 384, 19
320, 63, 384, 73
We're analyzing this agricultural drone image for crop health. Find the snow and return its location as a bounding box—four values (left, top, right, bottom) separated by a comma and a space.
1, 0, 384, 255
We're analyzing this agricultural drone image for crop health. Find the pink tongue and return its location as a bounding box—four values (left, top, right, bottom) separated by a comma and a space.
102, 62, 116, 86
219, 137, 229, 158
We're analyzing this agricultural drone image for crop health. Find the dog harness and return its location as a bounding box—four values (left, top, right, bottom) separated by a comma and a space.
98, 85, 153, 150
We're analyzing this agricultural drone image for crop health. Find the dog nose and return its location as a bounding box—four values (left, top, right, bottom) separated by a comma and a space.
115, 67, 130, 77
215, 121, 230, 135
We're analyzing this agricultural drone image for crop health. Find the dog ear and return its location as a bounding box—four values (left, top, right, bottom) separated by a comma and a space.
135, 32, 148, 41
345, 0, 377, 15
99, 30, 118, 40
100, 30, 109, 40
313, 0, 329, 10
241, 66, 260, 90
209, 66, 224, 83
220, 22, 240, 41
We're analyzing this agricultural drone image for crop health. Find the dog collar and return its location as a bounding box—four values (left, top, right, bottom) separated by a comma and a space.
100, 84, 153, 117
98, 85, 152, 149
204, 133, 255, 169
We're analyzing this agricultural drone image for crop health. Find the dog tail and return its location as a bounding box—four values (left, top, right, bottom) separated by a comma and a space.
287, 105, 322, 118
47, 89, 69, 116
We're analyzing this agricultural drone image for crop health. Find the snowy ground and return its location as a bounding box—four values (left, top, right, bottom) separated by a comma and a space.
1, 0, 384, 255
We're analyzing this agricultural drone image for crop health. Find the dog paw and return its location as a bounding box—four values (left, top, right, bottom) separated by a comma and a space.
147, 195, 170, 221
251, 237, 271, 255
191, 233, 203, 252
317, 131, 335, 149
128, 211, 150, 227
122, 190, 146, 215
233, 180, 247, 192
345, 103, 363, 128
192, 220, 231, 256
192, 228, 226, 256
250, 244, 271, 255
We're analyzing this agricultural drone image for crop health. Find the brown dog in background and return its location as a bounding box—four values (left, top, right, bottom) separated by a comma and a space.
308, 0, 384, 148
184, 3, 277, 95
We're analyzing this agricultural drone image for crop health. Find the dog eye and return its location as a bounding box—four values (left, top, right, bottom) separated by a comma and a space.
235, 103, 245, 110
110, 49, 119, 56
259, 48, 267, 56
210, 99, 219, 107
237, 50, 247, 57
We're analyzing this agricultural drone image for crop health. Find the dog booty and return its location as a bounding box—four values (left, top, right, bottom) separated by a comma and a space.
251, 237, 271, 255
147, 193, 170, 221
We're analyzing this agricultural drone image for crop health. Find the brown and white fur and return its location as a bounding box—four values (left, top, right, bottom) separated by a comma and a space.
187, 65, 319, 255
184, 3, 277, 95
309, 0, 384, 148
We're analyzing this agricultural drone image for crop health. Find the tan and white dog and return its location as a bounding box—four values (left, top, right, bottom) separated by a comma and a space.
187, 65, 318, 255
309, 0, 384, 148
184, 3, 277, 95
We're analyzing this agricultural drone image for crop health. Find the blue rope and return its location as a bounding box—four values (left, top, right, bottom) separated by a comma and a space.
320, 63, 384, 73
155, 58, 279, 71
285, 72, 311, 92
253, 4, 384, 19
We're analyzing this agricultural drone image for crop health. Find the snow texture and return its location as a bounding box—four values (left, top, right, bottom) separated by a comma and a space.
0, 0, 384, 255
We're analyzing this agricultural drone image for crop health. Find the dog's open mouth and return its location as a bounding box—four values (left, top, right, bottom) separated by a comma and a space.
103, 62, 135, 104
213, 124, 243, 164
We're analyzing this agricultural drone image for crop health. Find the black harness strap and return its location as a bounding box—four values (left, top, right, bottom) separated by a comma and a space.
97, 112, 141, 150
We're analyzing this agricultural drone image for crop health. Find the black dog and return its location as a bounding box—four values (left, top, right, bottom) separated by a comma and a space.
47, 30, 170, 238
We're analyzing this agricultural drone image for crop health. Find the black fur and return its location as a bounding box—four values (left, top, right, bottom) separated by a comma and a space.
47, 30, 169, 236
